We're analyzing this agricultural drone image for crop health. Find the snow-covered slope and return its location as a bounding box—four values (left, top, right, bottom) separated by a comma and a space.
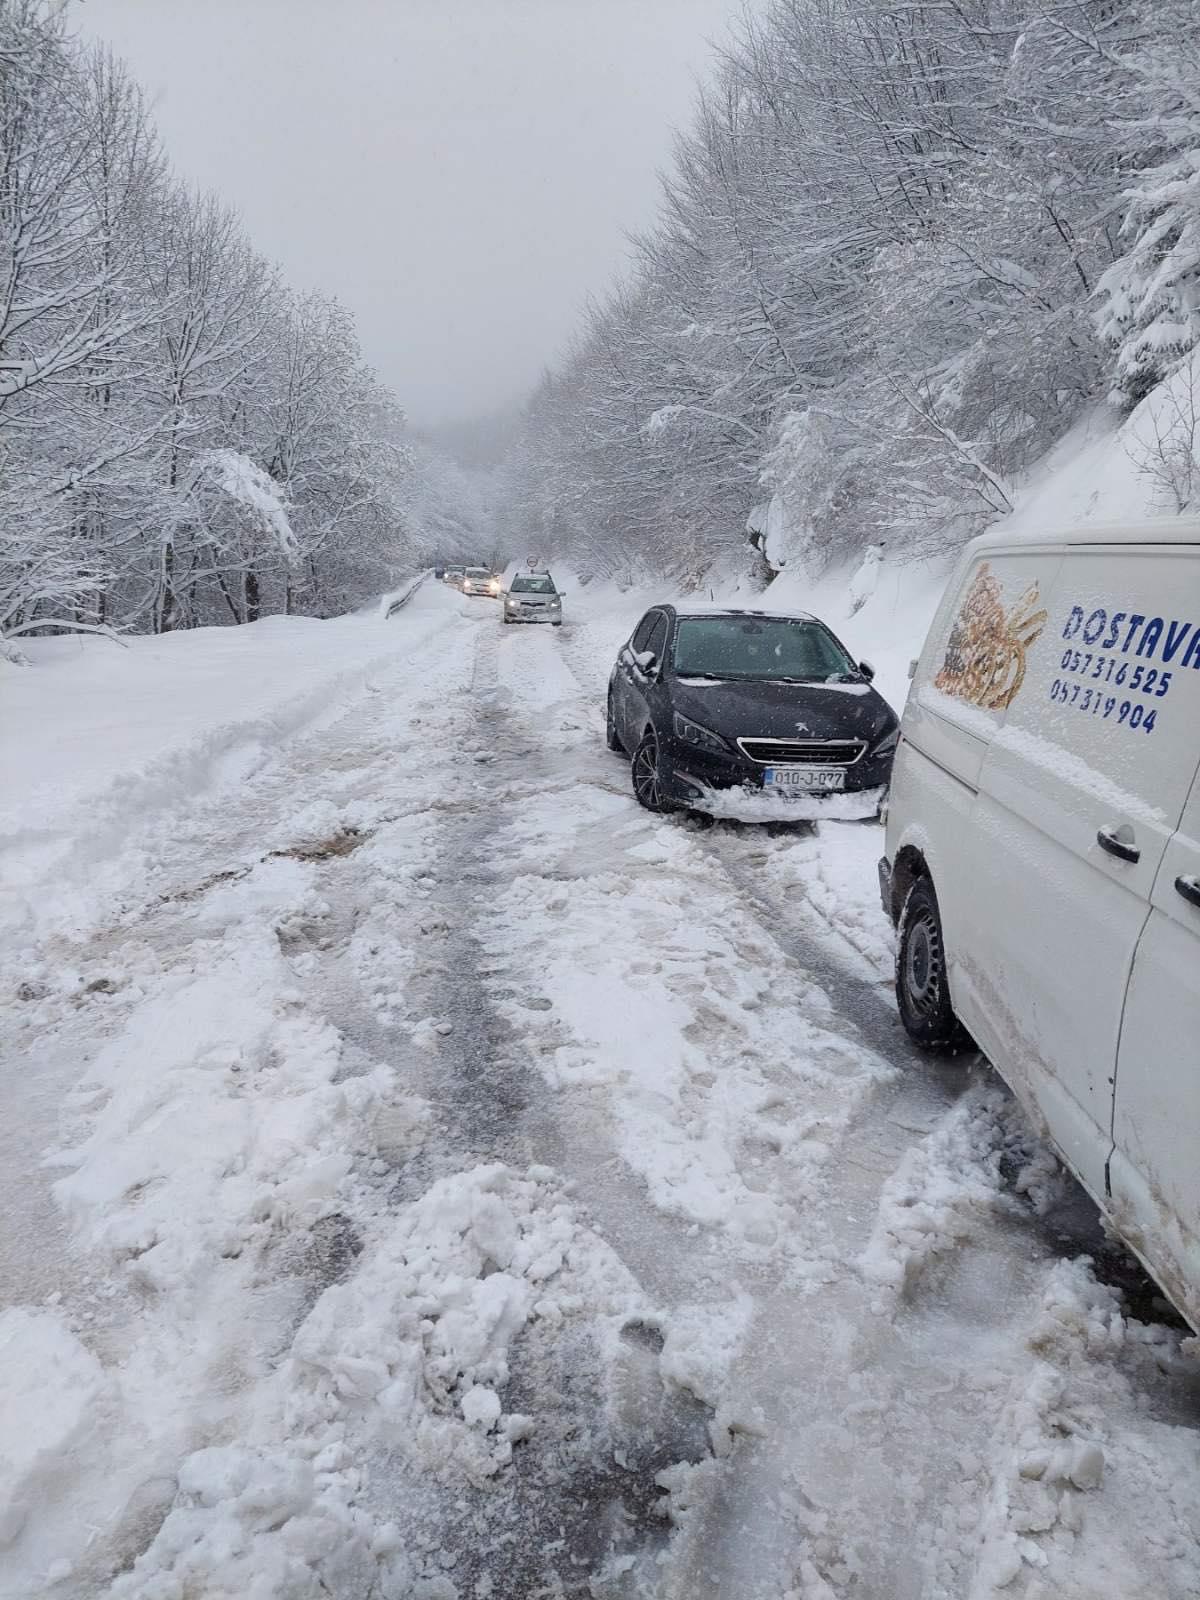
744, 363, 1200, 717
1001, 360, 1200, 538
0, 580, 436, 945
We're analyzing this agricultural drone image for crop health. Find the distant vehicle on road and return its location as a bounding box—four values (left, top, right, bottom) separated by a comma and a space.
462, 567, 502, 597
606, 604, 898, 814
443, 565, 466, 588
882, 517, 1200, 1330
502, 571, 564, 625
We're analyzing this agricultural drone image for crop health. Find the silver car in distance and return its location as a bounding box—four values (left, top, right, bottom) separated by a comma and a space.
501, 572, 564, 626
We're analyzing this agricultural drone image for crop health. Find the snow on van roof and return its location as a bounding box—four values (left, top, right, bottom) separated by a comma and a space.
972, 515, 1200, 551
668, 600, 817, 621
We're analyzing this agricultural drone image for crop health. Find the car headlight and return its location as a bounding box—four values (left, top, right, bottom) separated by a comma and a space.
872, 725, 900, 756
673, 713, 729, 754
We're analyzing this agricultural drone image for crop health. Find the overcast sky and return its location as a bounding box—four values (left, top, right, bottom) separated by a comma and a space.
77, 0, 752, 426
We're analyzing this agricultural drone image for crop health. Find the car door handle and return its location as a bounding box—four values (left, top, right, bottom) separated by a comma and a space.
1097, 825, 1140, 864
1175, 874, 1200, 909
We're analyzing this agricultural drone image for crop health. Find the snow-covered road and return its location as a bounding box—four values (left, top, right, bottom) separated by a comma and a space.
3, 582, 1198, 1600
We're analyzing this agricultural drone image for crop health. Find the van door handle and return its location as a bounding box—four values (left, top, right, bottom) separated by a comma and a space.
1097, 825, 1140, 864
1176, 874, 1200, 909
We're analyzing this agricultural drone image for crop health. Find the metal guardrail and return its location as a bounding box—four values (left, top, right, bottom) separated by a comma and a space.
379, 571, 429, 620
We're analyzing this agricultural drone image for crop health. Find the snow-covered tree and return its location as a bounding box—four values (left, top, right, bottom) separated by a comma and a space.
1097, 1, 1200, 406
506, 0, 1191, 583
0, 1, 428, 652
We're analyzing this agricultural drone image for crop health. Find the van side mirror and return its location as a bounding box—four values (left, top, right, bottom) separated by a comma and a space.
907, 658, 918, 680
859, 659, 876, 681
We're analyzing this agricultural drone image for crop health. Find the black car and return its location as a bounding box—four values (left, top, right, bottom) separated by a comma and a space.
606, 604, 899, 813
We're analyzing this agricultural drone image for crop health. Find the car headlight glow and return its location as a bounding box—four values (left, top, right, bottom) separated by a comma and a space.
673, 713, 729, 754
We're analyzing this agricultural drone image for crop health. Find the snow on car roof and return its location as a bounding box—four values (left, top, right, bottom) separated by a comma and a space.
668, 600, 817, 621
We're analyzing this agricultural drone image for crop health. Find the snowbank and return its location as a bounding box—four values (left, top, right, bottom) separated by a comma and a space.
3, 610, 415, 839
0, 581, 447, 945
104, 1163, 645, 1599
1002, 358, 1200, 538
0, 1309, 106, 1552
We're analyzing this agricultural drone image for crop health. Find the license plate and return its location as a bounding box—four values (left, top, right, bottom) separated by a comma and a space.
763, 766, 846, 792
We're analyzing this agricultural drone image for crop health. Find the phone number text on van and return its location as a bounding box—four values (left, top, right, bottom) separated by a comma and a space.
1052, 603, 1199, 734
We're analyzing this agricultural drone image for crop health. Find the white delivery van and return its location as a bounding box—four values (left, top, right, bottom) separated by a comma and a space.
880, 520, 1200, 1328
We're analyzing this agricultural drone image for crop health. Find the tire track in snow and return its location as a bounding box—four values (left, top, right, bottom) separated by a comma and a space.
547, 596, 1200, 1599
481, 628, 886, 1263
312, 608, 736, 1597
467, 693, 1033, 1592
7, 591, 1197, 1600
655, 826, 1200, 1599
41, 599, 733, 1600
1, 605, 484, 1598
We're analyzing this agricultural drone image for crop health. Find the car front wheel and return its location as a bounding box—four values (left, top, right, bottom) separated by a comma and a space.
631, 731, 676, 813
896, 877, 970, 1052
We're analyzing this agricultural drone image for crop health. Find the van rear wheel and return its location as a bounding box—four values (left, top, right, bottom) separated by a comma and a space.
896, 877, 970, 1052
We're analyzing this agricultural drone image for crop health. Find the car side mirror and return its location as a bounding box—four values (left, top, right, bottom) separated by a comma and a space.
859, 659, 876, 681
633, 649, 658, 674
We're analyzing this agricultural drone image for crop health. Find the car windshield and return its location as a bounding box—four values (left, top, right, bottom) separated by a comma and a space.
466, 568, 490, 578
511, 575, 556, 594
672, 616, 856, 681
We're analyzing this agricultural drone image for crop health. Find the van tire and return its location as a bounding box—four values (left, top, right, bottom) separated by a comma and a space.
896, 878, 970, 1052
